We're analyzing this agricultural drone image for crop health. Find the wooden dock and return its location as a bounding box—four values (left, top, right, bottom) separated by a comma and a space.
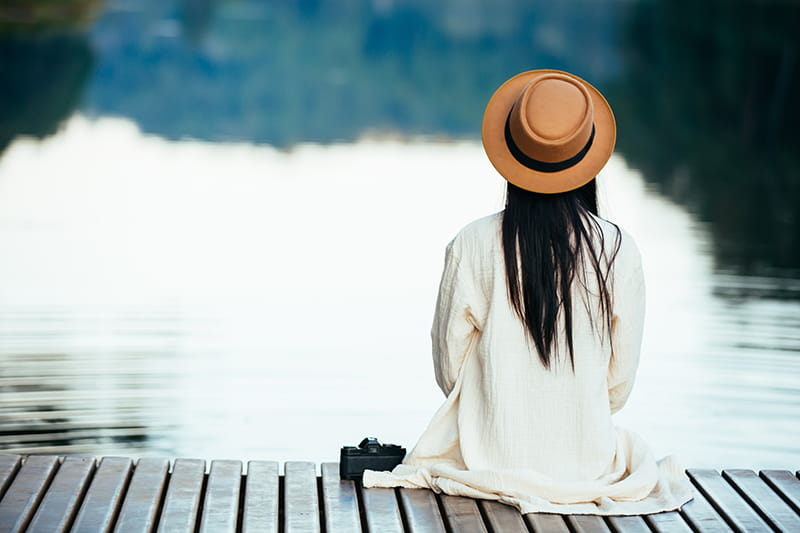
0, 455, 798, 532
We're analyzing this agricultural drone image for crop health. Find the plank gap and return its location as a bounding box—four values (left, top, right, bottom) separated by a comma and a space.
353, 479, 370, 533
475, 499, 495, 533
317, 475, 326, 533
237, 473, 246, 533
393, 487, 410, 533
434, 492, 454, 533
151, 465, 171, 533
278, 475, 286, 533
194, 471, 210, 533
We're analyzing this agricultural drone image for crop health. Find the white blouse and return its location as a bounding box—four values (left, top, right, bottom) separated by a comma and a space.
363, 212, 693, 515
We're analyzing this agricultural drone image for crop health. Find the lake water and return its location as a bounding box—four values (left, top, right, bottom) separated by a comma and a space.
0, 116, 797, 470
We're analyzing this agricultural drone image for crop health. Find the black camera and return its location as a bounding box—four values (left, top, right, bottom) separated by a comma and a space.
339, 437, 406, 480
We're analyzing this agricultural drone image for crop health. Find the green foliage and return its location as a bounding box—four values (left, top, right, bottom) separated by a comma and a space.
0, 32, 94, 152
0, 0, 103, 33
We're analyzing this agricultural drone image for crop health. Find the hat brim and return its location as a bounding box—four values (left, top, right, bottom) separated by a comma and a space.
481, 70, 616, 194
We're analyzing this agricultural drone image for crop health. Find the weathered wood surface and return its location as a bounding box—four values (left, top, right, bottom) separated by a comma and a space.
0, 456, 797, 532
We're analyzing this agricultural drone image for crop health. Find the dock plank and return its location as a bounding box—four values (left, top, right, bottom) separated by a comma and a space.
0, 455, 795, 533
114, 458, 170, 533
679, 486, 732, 532
439, 494, 488, 533
644, 511, 694, 533
398, 488, 446, 533
320, 463, 361, 533
688, 469, 771, 532
27, 456, 95, 533
156, 458, 205, 533
285, 461, 321, 533
242, 460, 279, 533
360, 485, 403, 532
526, 513, 571, 532
478, 500, 527, 532
607, 515, 650, 532
524, 513, 569, 533
723, 469, 800, 532
760, 470, 800, 514
0, 455, 59, 533
71, 456, 133, 533
0, 455, 21, 500
198, 460, 241, 533
566, 514, 612, 533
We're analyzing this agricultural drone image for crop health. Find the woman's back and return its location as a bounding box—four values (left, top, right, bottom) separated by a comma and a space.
437, 212, 643, 481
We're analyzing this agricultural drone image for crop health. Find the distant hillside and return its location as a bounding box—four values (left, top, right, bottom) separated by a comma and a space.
80, 0, 623, 146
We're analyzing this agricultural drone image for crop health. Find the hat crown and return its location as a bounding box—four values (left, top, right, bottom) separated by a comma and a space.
509, 74, 594, 164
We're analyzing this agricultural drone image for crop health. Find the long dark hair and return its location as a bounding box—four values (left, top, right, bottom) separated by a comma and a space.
501, 179, 620, 369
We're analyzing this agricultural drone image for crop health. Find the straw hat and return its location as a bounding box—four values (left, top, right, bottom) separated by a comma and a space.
481, 70, 616, 194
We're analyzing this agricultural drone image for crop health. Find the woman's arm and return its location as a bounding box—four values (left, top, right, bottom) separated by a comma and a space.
608, 237, 646, 414
431, 242, 480, 396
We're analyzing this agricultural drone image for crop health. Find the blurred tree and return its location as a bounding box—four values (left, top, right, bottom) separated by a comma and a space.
0, 32, 95, 153
0, 0, 102, 33
0, 0, 99, 153
611, 0, 800, 274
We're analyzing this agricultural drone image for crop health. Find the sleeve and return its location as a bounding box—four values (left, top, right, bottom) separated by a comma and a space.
607, 236, 646, 414
431, 241, 481, 396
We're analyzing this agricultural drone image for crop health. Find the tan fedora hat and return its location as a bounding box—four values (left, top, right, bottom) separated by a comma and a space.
481, 69, 616, 194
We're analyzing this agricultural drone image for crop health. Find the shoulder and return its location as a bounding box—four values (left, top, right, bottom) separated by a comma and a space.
590, 217, 643, 284
588, 215, 641, 266
446, 212, 502, 258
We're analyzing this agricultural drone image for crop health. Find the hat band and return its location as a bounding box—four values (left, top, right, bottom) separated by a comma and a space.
504, 113, 595, 173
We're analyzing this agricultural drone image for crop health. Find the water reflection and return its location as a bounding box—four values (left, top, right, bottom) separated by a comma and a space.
610, 0, 800, 274
0, 118, 797, 467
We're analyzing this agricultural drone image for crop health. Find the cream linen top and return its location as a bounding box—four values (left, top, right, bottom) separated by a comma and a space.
363, 212, 693, 515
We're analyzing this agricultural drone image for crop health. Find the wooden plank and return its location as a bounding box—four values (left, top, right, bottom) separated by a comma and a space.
566, 514, 612, 533
198, 459, 241, 533
242, 461, 279, 533
478, 500, 526, 532
27, 456, 95, 533
760, 470, 800, 514
723, 469, 800, 532
439, 494, 488, 533
284, 461, 320, 533
644, 511, 694, 533
525, 513, 571, 532
0, 455, 59, 533
360, 485, 403, 533
607, 515, 650, 532
0, 455, 22, 500
114, 457, 170, 532
679, 485, 733, 533
320, 463, 361, 533
72, 456, 133, 533
687, 469, 771, 532
156, 458, 206, 533
398, 488, 446, 533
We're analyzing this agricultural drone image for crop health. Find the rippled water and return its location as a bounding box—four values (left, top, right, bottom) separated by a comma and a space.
0, 117, 798, 469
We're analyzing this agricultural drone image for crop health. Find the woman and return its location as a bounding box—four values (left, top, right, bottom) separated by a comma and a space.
363, 70, 694, 514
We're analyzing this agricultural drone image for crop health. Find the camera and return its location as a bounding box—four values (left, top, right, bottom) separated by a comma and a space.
339, 437, 406, 480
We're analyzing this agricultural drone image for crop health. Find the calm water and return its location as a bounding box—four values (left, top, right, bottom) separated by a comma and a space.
0, 117, 797, 469
0, 0, 798, 469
